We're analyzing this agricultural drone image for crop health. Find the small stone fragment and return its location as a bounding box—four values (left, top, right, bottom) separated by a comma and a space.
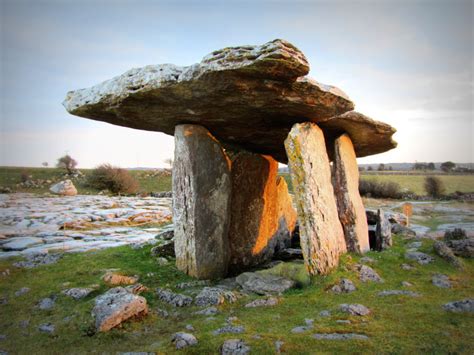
194, 287, 237, 307
359, 256, 375, 264
312, 333, 369, 340
176, 280, 211, 289
125, 284, 148, 295
102, 272, 139, 286
275, 340, 284, 353
291, 325, 312, 333
194, 307, 218, 315
339, 304, 370, 316
401, 281, 413, 287
213, 325, 245, 335
171, 332, 198, 349
37, 297, 55, 310
432, 274, 451, 289
443, 299, 474, 313
244, 297, 278, 308
221, 339, 250, 355
38, 323, 55, 334
401, 263, 414, 270
155, 288, 193, 307
319, 310, 331, 317
235, 272, 295, 295
156, 257, 169, 266
330, 278, 356, 293
377, 290, 421, 297
14, 287, 30, 297
405, 251, 434, 264
62, 287, 94, 300
358, 265, 383, 283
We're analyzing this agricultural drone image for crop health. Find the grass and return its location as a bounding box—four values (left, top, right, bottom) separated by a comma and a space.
0, 235, 473, 354
0, 167, 172, 195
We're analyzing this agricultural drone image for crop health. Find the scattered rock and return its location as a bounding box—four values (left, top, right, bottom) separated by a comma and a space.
245, 297, 278, 308
176, 280, 211, 289
125, 284, 148, 295
358, 265, 383, 283
156, 308, 169, 318
50, 180, 77, 196
213, 325, 245, 335
401, 263, 414, 270
236, 272, 295, 295
13, 252, 62, 268
37, 297, 55, 310
221, 339, 250, 355
156, 257, 169, 266
359, 256, 375, 264
378, 290, 421, 297
433, 241, 464, 268
445, 238, 474, 258
275, 340, 284, 353
150, 241, 175, 258
194, 287, 237, 307
92, 287, 148, 332
291, 325, 312, 333
14, 287, 30, 297
401, 281, 413, 287
171, 332, 198, 349
185, 324, 195, 331
432, 274, 451, 289
194, 307, 218, 315
319, 310, 331, 317
155, 228, 174, 241
407, 241, 422, 250
336, 320, 351, 324
62, 287, 94, 300
38, 323, 55, 334
155, 288, 193, 307
312, 333, 369, 340
102, 272, 139, 286
339, 303, 370, 316
392, 223, 416, 238
2, 237, 43, 251
443, 299, 474, 313
405, 251, 434, 264
330, 278, 356, 294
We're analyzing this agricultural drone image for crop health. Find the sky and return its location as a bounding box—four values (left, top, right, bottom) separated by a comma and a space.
1, 0, 473, 168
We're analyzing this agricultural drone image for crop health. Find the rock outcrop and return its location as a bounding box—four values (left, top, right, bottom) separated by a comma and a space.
173, 124, 231, 279
63, 39, 396, 164
333, 134, 369, 253
285, 122, 346, 275
49, 180, 77, 196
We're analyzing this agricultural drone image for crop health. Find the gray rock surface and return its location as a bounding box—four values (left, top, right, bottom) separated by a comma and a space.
285, 122, 347, 275
339, 303, 370, 316
171, 332, 198, 349
443, 299, 474, 313
194, 287, 237, 307
49, 180, 77, 196
330, 278, 356, 294
38, 323, 55, 334
333, 134, 370, 253
62, 287, 94, 300
213, 325, 245, 335
14, 287, 30, 297
405, 251, 434, 264
194, 307, 218, 315
312, 333, 369, 340
2, 237, 43, 251
378, 290, 421, 297
92, 287, 148, 332
173, 124, 231, 279
37, 297, 55, 310
221, 339, 250, 355
244, 297, 278, 308
432, 274, 451, 288
358, 265, 383, 283
236, 272, 295, 295
446, 238, 474, 258
156, 288, 193, 307
433, 241, 463, 268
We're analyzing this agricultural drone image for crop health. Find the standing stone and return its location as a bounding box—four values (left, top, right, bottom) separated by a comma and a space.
376, 209, 392, 250
333, 134, 369, 253
228, 152, 296, 273
284, 122, 346, 275
173, 124, 231, 279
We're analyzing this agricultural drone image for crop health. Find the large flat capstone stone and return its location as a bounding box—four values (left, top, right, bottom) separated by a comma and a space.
173, 124, 231, 279
63, 39, 396, 163
228, 151, 296, 273
285, 122, 347, 275
333, 134, 370, 253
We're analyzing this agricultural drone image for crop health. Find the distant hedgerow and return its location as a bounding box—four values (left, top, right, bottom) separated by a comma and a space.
359, 179, 402, 199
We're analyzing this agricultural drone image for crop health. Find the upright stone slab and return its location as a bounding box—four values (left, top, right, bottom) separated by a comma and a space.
276, 175, 298, 243
173, 124, 231, 279
228, 152, 296, 273
333, 134, 370, 253
284, 122, 346, 275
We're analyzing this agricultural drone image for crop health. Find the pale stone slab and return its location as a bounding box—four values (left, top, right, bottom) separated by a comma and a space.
173, 124, 231, 279
333, 134, 370, 253
284, 122, 346, 275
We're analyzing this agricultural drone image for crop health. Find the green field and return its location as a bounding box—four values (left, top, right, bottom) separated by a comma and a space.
0, 235, 472, 354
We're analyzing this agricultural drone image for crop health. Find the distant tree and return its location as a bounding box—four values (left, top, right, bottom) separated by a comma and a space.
367, 166, 373, 171
427, 162, 435, 170
358, 166, 365, 172
424, 176, 445, 197
56, 154, 77, 174
42, 162, 49, 167
440, 161, 456, 172
387, 166, 393, 171
378, 163, 385, 171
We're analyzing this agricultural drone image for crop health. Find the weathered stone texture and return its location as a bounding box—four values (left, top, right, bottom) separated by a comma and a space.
173, 124, 231, 279
333, 134, 369, 253
228, 152, 296, 273
284, 122, 346, 275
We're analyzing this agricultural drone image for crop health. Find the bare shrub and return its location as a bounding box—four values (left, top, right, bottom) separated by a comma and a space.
424, 176, 445, 197
87, 164, 139, 194
57, 154, 78, 174
359, 179, 402, 199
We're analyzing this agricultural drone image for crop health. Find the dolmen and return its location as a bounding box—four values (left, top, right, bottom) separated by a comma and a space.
63, 39, 397, 279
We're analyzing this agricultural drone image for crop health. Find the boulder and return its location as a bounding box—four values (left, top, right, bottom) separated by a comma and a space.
49, 180, 77, 196
339, 303, 370, 316
150, 241, 175, 258
405, 251, 434, 264
173, 124, 231, 279
92, 287, 148, 332
235, 272, 295, 295
228, 152, 296, 273
366, 209, 392, 251
333, 134, 370, 253
433, 241, 463, 269
284, 122, 346, 275
171, 332, 198, 349
358, 265, 383, 283
63, 39, 396, 164
443, 299, 474, 313
446, 238, 474, 258
221, 339, 250, 355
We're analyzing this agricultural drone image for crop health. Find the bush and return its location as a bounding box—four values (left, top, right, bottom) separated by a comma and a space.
444, 228, 467, 242
86, 164, 139, 194
359, 179, 402, 199
424, 176, 445, 197
57, 154, 78, 174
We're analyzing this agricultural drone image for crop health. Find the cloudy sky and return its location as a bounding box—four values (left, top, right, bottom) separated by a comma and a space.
1, 0, 472, 168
